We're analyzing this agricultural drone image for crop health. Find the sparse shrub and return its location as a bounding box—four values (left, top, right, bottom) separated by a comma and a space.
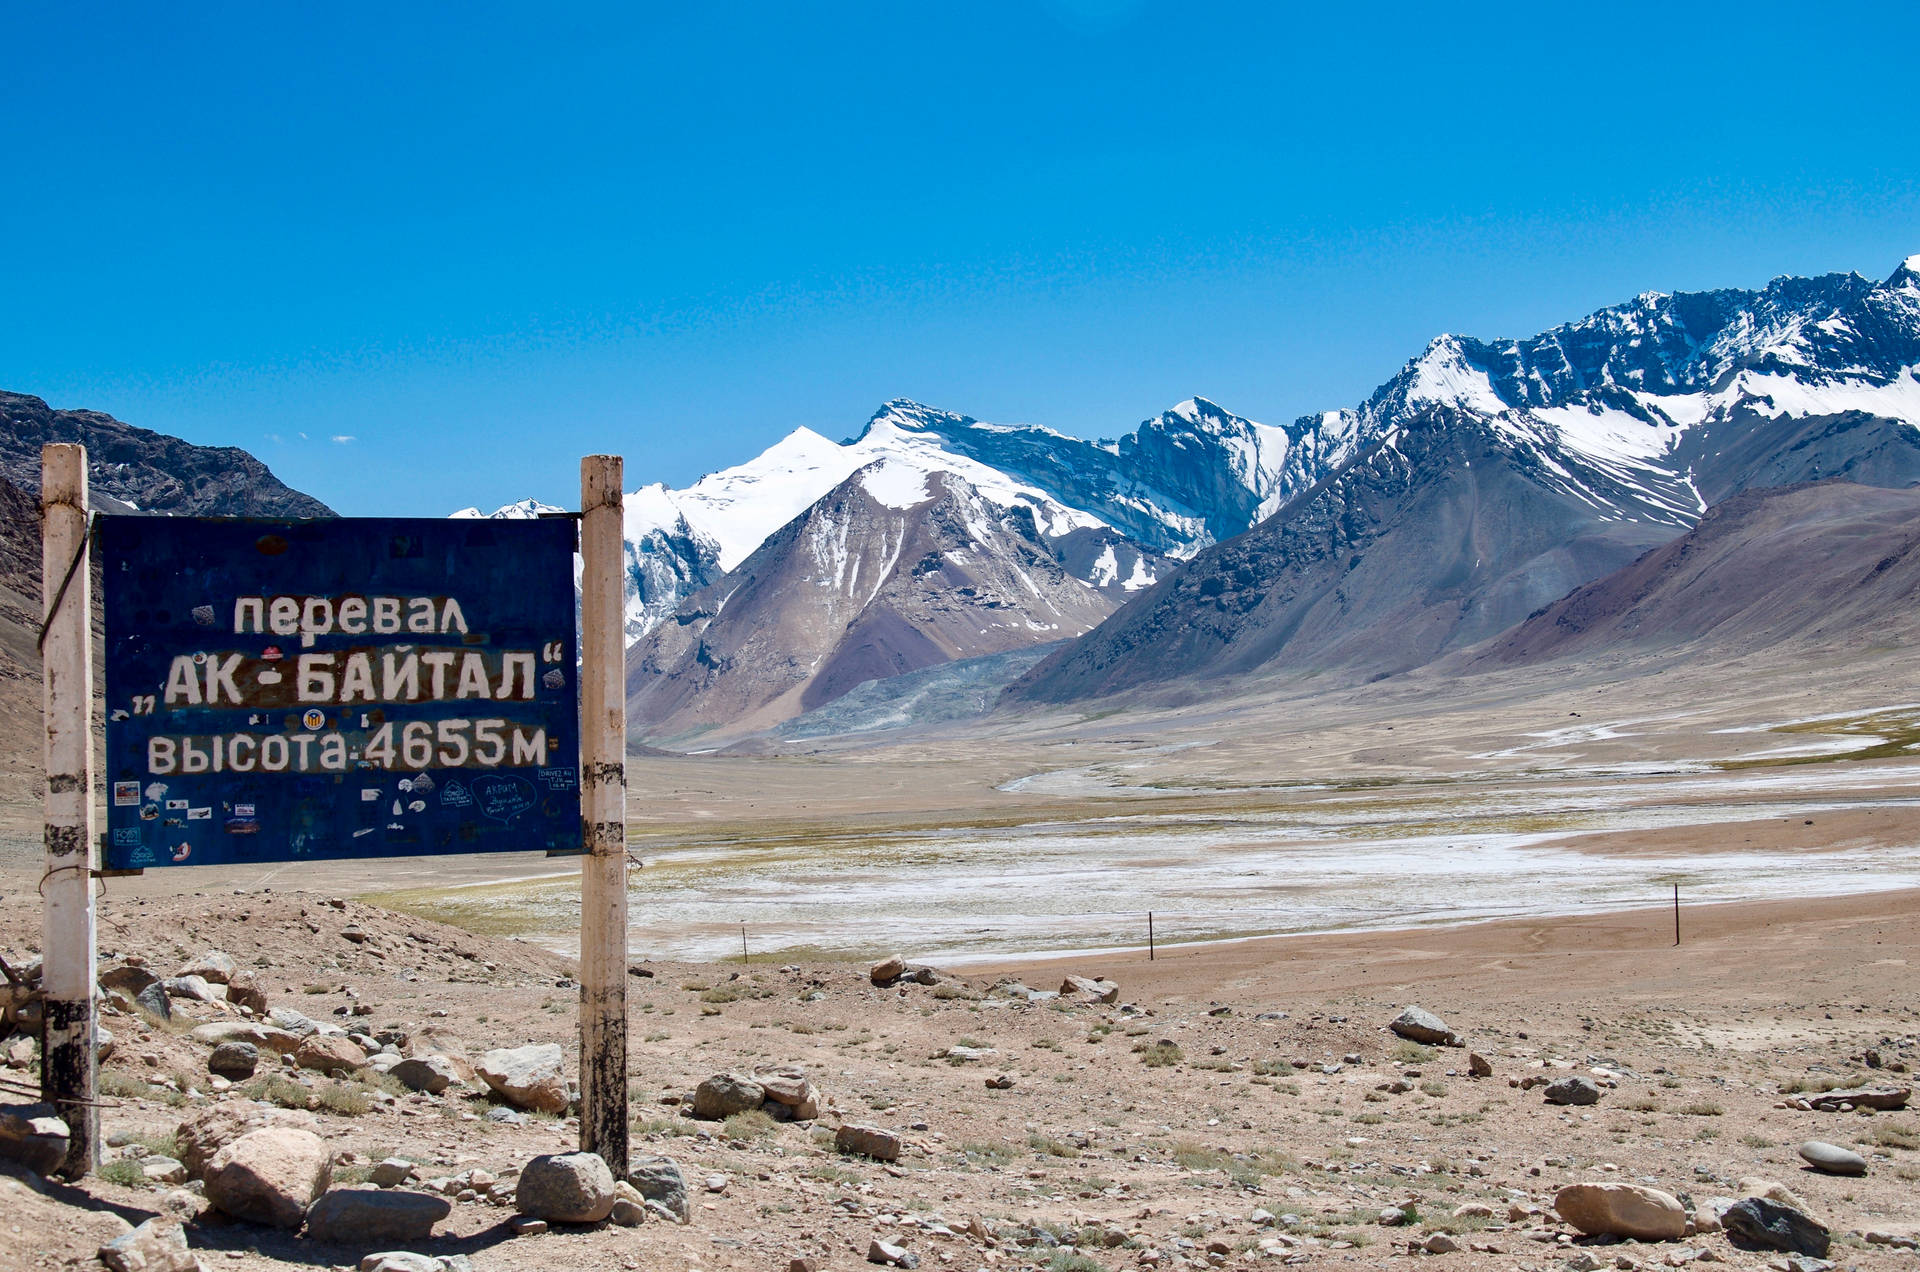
1028, 1132, 1079, 1159
241, 1073, 314, 1111
724, 1109, 776, 1140
1390, 1042, 1434, 1063
97, 1159, 147, 1187
315, 1080, 373, 1116
961, 1139, 1018, 1165
1677, 1100, 1724, 1117
1134, 1041, 1183, 1067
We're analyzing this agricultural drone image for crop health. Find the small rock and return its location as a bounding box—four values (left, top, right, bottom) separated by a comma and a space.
1060, 975, 1119, 1003
204, 1126, 332, 1229
509, 1217, 547, 1236
1388, 1006, 1459, 1047
868, 1238, 919, 1268
1720, 1197, 1829, 1258
372, 1158, 415, 1187
178, 951, 238, 984
142, 1155, 189, 1184
358, 1255, 441, 1272
1554, 1183, 1688, 1240
985, 1074, 1014, 1089
837, 1124, 903, 1162
1544, 1076, 1603, 1106
208, 1041, 259, 1080
135, 982, 173, 1021
1422, 1233, 1459, 1254
294, 1034, 368, 1075
870, 956, 906, 986
0, 1102, 70, 1176
516, 1151, 615, 1223
692, 1072, 765, 1119
1803, 1084, 1908, 1112
1378, 1207, 1407, 1227
626, 1154, 689, 1222
476, 1044, 570, 1114
306, 1188, 452, 1243
1468, 1052, 1493, 1078
187, 1022, 301, 1054
224, 971, 269, 1015
164, 975, 222, 1004
99, 1217, 197, 1272
609, 1197, 645, 1226
1796, 1141, 1866, 1176
389, 1055, 461, 1095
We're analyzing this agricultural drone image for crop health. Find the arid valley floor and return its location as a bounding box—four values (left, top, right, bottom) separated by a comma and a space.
5, 653, 1920, 1272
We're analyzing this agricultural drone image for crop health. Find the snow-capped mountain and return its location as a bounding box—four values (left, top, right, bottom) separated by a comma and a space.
468, 396, 1310, 641
1013, 256, 1920, 703
626, 464, 1121, 741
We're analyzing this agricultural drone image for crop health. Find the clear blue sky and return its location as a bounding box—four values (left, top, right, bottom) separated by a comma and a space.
5, 2, 1917, 516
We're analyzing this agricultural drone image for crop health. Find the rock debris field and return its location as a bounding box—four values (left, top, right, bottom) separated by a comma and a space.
3, 886, 1920, 1272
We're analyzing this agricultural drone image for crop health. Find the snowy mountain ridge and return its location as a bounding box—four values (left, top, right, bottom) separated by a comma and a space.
466, 395, 1307, 640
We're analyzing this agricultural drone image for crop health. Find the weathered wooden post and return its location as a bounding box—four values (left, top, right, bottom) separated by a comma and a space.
40, 442, 97, 1178
578, 455, 628, 1171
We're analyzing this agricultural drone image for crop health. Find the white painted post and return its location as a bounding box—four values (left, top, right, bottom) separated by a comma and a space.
40, 443, 97, 1178
578, 455, 628, 1171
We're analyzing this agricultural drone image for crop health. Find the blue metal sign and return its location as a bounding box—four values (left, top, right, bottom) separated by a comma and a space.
100, 516, 582, 869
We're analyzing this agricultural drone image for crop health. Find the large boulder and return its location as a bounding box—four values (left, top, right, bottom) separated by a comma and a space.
98, 1217, 197, 1272
295, 1035, 367, 1075
476, 1044, 570, 1114
1554, 1183, 1687, 1241
1722, 1197, 1830, 1257
516, 1152, 615, 1223
691, 1073, 764, 1119
204, 1126, 332, 1228
305, 1188, 452, 1244
0, 1103, 69, 1176
389, 1056, 462, 1095
1388, 1006, 1460, 1046
626, 1154, 689, 1222
176, 1102, 319, 1179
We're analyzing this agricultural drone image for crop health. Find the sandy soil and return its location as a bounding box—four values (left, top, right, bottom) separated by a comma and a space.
3, 881, 1918, 1272
3, 653, 1919, 1271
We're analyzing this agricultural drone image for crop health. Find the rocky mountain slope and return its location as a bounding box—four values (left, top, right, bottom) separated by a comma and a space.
1011, 256, 1920, 705
625, 464, 1121, 743
1468, 480, 1920, 668
0, 396, 330, 814
1, 391, 333, 517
